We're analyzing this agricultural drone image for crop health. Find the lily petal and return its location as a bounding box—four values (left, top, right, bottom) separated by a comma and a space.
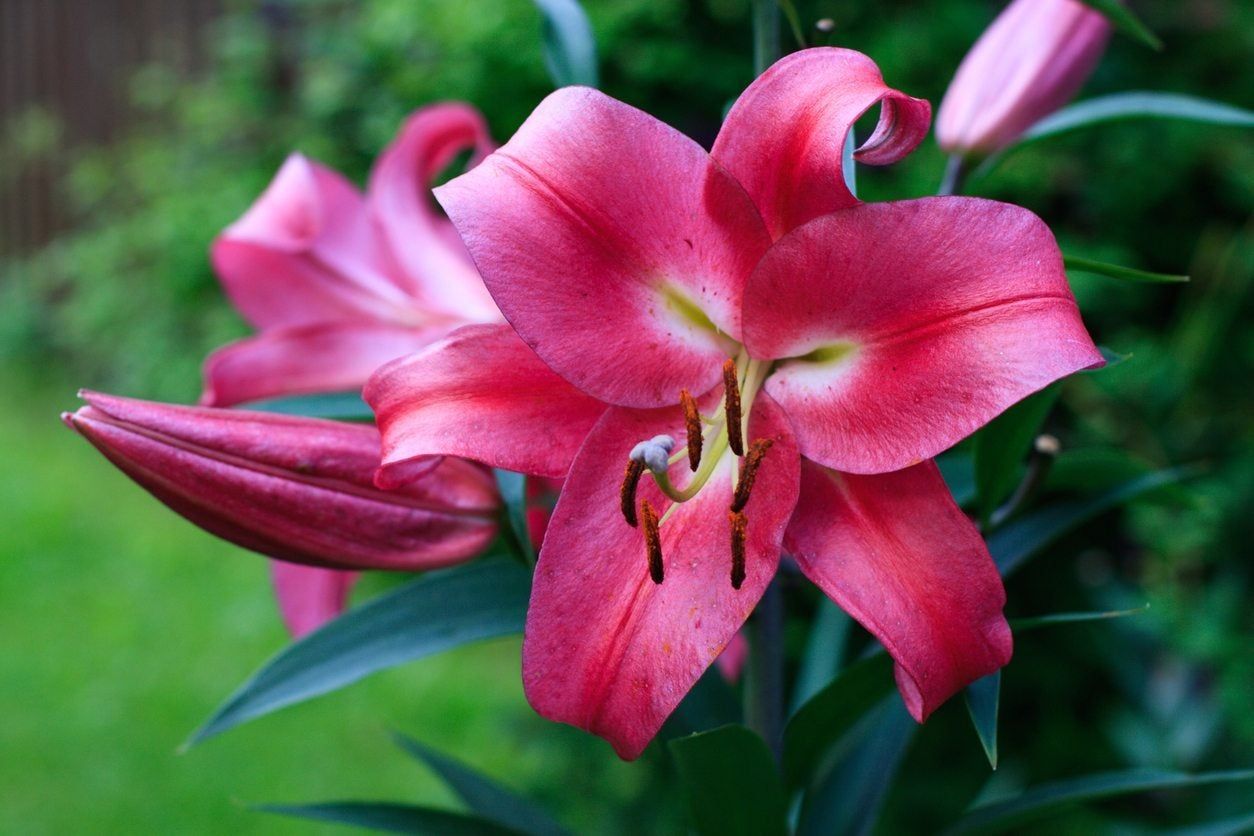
270, 561, 359, 638
787, 459, 1012, 722
435, 87, 770, 408
365, 324, 607, 482
712, 48, 930, 239
214, 154, 413, 329
65, 393, 500, 570
523, 394, 799, 759
745, 198, 1103, 474
200, 321, 445, 407
368, 103, 501, 321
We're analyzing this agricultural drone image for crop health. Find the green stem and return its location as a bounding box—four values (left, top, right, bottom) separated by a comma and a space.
938, 154, 968, 196
751, 0, 782, 76
746, 579, 785, 762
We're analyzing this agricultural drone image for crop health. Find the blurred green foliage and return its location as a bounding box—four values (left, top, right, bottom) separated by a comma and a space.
1, 0, 1252, 832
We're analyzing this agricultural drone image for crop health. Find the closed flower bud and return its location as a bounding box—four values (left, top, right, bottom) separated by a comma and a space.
937, 0, 1111, 156
63, 391, 500, 571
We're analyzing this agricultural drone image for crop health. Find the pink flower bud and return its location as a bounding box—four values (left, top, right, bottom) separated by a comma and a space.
936, 0, 1111, 156
63, 391, 500, 571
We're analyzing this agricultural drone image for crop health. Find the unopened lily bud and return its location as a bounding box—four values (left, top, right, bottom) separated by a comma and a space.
63, 391, 500, 571
936, 0, 1111, 156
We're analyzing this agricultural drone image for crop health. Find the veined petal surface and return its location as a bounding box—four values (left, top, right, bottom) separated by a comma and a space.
787, 459, 1012, 721
523, 395, 799, 759
712, 48, 930, 239
435, 87, 770, 408
366, 324, 607, 482
745, 198, 1103, 474
368, 103, 501, 321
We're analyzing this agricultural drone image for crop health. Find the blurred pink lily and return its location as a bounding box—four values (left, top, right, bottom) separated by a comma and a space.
65, 391, 501, 634
366, 48, 1104, 758
937, 0, 1111, 156
202, 104, 502, 407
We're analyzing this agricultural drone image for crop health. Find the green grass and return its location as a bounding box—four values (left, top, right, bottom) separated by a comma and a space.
0, 362, 642, 834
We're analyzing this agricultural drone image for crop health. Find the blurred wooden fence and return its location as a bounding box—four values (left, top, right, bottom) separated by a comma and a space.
0, 0, 220, 257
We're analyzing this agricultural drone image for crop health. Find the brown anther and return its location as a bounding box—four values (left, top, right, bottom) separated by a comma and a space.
722, 359, 744, 456
731, 438, 774, 512
620, 459, 645, 527
641, 499, 664, 584
729, 510, 747, 589
679, 388, 703, 472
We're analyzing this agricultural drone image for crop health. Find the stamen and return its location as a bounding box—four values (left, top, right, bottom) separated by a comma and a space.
641, 499, 664, 584
620, 459, 645, 527
729, 510, 747, 589
722, 359, 744, 456
679, 389, 702, 471
731, 438, 774, 512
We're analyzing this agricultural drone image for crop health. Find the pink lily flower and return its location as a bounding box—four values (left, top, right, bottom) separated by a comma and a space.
65, 392, 501, 617
936, 0, 1111, 156
202, 103, 502, 407
366, 48, 1104, 758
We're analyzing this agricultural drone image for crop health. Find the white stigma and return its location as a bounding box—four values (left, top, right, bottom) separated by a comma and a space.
630, 435, 675, 475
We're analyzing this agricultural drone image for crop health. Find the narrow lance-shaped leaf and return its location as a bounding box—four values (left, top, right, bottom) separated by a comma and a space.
796, 698, 917, 836
790, 598, 852, 713
937, 452, 977, 508
1075, 0, 1162, 50
990, 466, 1197, 577
1024, 92, 1254, 143
258, 802, 525, 836
1012, 605, 1149, 632
782, 653, 895, 787
941, 769, 1254, 835
964, 671, 1001, 770
495, 470, 535, 564
1065, 255, 1189, 284
188, 558, 530, 744
237, 390, 376, 422
973, 386, 1059, 524
670, 725, 790, 836
529, 0, 598, 88
392, 734, 570, 836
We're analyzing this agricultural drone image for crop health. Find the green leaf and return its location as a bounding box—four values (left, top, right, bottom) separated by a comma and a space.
392, 734, 570, 836
188, 558, 530, 745
797, 699, 916, 836
1065, 255, 1189, 284
1024, 92, 1254, 143
1012, 604, 1149, 632
670, 725, 789, 836
937, 452, 976, 507
941, 769, 1254, 835
238, 391, 374, 422
528, 0, 598, 88
782, 653, 896, 787
1075, 0, 1162, 49
964, 671, 1001, 770
258, 801, 524, 835
494, 470, 535, 564
1094, 346, 1131, 370
973, 386, 1059, 523
989, 466, 1194, 578
665, 667, 743, 738
1160, 812, 1254, 836
790, 598, 852, 713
